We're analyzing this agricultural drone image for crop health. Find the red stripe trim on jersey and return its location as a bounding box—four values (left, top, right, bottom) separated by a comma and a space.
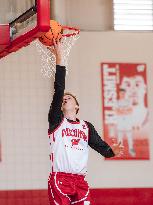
51, 153, 54, 173
67, 118, 80, 124
52, 132, 55, 142
68, 121, 80, 124
84, 121, 90, 141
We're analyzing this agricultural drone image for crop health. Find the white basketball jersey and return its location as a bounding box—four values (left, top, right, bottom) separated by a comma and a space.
48, 118, 89, 175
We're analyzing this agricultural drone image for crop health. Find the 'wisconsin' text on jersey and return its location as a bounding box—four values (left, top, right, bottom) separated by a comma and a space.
62, 128, 88, 142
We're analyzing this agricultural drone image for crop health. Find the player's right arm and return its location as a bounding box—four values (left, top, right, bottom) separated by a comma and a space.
48, 40, 66, 132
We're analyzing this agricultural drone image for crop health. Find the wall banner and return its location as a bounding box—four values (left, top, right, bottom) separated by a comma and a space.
101, 63, 149, 160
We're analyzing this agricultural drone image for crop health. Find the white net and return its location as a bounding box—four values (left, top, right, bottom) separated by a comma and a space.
34, 30, 80, 79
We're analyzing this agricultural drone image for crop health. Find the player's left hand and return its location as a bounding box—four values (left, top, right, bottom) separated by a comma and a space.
111, 141, 124, 157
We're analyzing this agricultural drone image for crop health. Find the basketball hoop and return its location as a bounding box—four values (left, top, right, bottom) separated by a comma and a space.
34, 21, 80, 78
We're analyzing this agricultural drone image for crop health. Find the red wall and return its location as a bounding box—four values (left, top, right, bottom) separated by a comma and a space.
90, 188, 153, 205
0, 188, 153, 205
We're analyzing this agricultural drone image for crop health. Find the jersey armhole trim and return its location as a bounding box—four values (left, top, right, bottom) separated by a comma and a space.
84, 121, 90, 141
50, 117, 65, 134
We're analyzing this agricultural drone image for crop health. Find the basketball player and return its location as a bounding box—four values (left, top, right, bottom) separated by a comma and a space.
120, 76, 148, 129
115, 88, 135, 157
47, 40, 124, 205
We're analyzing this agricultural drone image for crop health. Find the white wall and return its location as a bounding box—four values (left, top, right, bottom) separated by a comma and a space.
0, 31, 153, 190
52, 0, 67, 25
65, 0, 113, 30
0, 43, 52, 190
52, 0, 113, 30
68, 31, 153, 188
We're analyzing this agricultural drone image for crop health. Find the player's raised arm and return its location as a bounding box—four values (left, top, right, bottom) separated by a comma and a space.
48, 39, 66, 131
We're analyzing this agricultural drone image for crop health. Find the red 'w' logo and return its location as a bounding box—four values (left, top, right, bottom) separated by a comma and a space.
71, 139, 80, 146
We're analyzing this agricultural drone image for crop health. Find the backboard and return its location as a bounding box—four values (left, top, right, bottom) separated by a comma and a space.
0, 0, 50, 58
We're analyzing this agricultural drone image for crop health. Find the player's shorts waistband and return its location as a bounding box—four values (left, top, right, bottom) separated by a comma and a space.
51, 172, 85, 179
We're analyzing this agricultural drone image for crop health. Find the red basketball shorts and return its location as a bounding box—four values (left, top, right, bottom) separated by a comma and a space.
48, 172, 91, 205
